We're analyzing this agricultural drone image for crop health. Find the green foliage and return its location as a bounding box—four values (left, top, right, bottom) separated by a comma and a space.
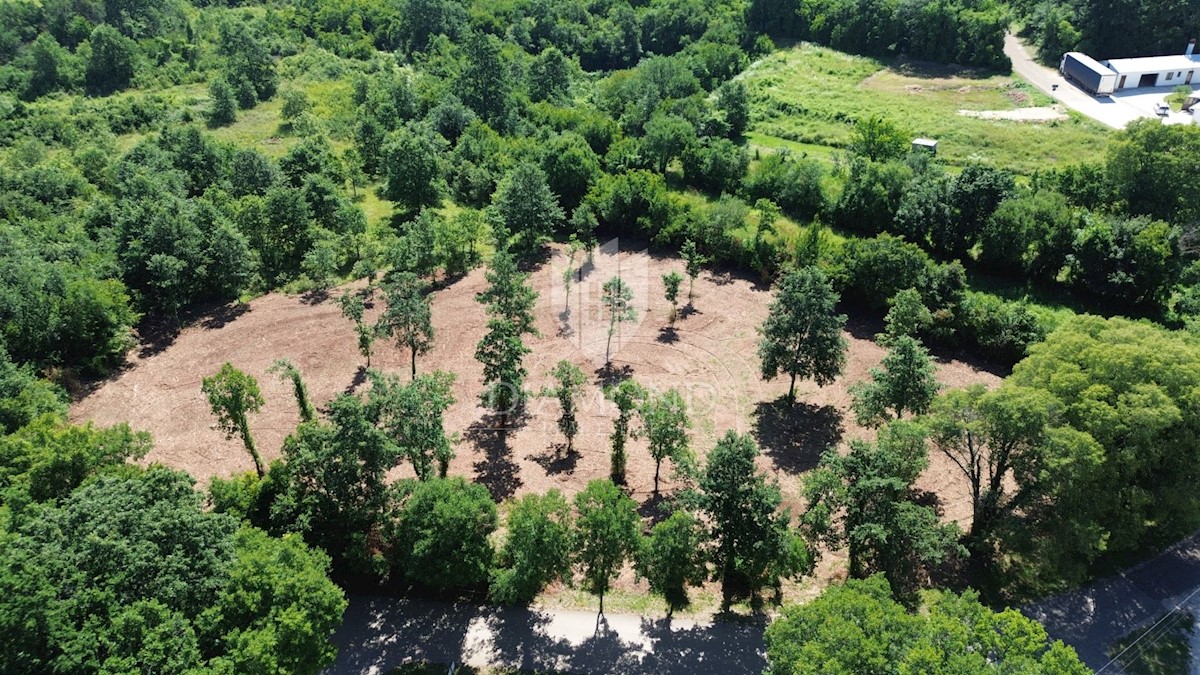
0, 348, 66, 434
84, 24, 136, 96
476, 244, 538, 418
700, 431, 811, 599
368, 370, 457, 480
803, 422, 963, 603
882, 288, 933, 343
207, 77, 237, 128
573, 479, 640, 613
218, 19, 277, 107
832, 158, 912, 235
268, 358, 315, 423
0, 467, 345, 674
1002, 316, 1200, 590
338, 290, 377, 366
743, 152, 827, 222
605, 378, 646, 484
979, 190, 1077, 281
850, 336, 940, 426
764, 576, 1089, 674
542, 360, 587, 452
271, 394, 397, 576
0, 415, 149, 511
202, 363, 266, 478
850, 115, 908, 162
387, 477, 498, 589
382, 123, 445, 217
601, 276, 637, 364
492, 162, 564, 261
642, 113, 696, 174
662, 270, 683, 325
636, 510, 709, 613
490, 490, 574, 605
638, 388, 691, 493
758, 266, 848, 403
1066, 213, 1179, 314
680, 239, 709, 301
378, 272, 434, 379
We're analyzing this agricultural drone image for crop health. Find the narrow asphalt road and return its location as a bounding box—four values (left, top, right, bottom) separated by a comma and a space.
1023, 529, 1200, 673
1003, 34, 1151, 129
325, 595, 767, 674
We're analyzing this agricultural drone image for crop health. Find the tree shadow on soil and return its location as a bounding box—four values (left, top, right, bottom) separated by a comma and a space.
343, 366, 369, 395
637, 491, 674, 527
595, 363, 634, 388
679, 303, 701, 320
300, 287, 332, 305
529, 443, 579, 475
657, 327, 679, 344
136, 300, 252, 359
466, 412, 524, 500
752, 399, 844, 473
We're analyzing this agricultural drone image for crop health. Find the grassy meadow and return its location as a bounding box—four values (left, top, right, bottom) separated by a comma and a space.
741, 43, 1113, 175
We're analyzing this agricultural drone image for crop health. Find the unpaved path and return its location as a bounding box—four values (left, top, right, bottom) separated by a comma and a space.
326, 594, 767, 675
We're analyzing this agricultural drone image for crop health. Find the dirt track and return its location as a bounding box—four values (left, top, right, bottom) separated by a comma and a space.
72, 245, 1001, 580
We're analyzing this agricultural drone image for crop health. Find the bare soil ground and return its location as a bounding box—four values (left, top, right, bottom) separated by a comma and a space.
71, 244, 1001, 606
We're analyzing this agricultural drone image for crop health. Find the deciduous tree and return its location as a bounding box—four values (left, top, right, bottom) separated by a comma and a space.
605, 379, 646, 484
542, 360, 587, 453
573, 479, 640, 614
378, 272, 433, 380
639, 388, 691, 493
601, 276, 636, 365
202, 363, 266, 477
850, 336, 939, 426
758, 266, 848, 404
490, 490, 574, 604
636, 510, 708, 614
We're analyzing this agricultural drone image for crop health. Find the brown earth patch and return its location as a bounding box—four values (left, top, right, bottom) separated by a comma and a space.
72, 244, 1001, 598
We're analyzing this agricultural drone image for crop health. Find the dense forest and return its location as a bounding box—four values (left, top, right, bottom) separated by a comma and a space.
1, 0, 1198, 671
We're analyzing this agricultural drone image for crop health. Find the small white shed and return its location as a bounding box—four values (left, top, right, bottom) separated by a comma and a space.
911, 138, 938, 154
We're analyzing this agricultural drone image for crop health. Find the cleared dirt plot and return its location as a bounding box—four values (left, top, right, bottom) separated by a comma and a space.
72, 245, 1000, 588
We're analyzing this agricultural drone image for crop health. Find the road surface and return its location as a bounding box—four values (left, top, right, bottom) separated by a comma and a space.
1023, 529, 1200, 673
326, 595, 767, 674
1003, 34, 1152, 130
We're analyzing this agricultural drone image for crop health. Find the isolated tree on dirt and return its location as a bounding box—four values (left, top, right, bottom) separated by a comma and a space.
764, 575, 1091, 675
605, 379, 646, 484
367, 370, 457, 480
491, 490, 574, 605
574, 479, 641, 615
386, 477, 498, 589
337, 290, 377, 367
267, 359, 315, 423
207, 77, 238, 128
802, 422, 964, 605
542, 360, 587, 453
601, 276, 637, 365
758, 266, 848, 404
636, 510, 709, 615
202, 363, 266, 477
850, 336, 939, 426
477, 319, 531, 422
662, 270, 683, 326
378, 272, 434, 380
562, 235, 584, 312
477, 241, 539, 337
882, 288, 932, 344
476, 240, 539, 422
639, 388, 691, 493
700, 431, 811, 602
492, 162, 564, 262
680, 239, 708, 303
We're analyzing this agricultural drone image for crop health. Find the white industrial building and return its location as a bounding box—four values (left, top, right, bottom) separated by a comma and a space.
1103, 40, 1199, 90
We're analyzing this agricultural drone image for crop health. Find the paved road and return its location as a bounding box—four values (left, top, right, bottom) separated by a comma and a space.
1003, 34, 1152, 130
326, 595, 767, 674
1023, 530, 1200, 673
